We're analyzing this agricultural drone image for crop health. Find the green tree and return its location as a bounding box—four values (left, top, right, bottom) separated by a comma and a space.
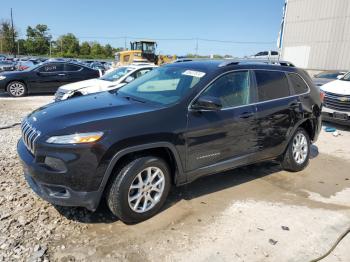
80, 41, 91, 56
90, 42, 104, 57
24, 24, 51, 55
103, 44, 113, 58
0, 20, 18, 54
17, 39, 27, 55
56, 33, 80, 57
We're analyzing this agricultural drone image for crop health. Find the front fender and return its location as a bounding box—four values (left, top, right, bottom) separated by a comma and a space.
91, 142, 185, 210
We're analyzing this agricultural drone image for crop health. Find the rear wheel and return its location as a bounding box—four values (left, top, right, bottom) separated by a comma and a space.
6, 81, 27, 97
106, 156, 171, 223
281, 127, 310, 172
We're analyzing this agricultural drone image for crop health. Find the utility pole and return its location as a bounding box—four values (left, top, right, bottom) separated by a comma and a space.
10, 8, 16, 57
49, 41, 52, 57
195, 38, 199, 57
124, 36, 127, 50
0, 38, 2, 53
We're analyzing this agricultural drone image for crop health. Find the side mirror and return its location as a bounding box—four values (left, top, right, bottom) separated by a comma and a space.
337, 75, 343, 80
192, 96, 222, 111
124, 76, 135, 83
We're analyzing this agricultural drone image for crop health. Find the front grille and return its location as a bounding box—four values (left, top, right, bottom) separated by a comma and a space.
21, 119, 41, 154
54, 91, 65, 101
1, 66, 14, 70
324, 91, 350, 112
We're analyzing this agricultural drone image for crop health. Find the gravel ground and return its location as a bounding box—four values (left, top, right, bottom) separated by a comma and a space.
0, 94, 349, 261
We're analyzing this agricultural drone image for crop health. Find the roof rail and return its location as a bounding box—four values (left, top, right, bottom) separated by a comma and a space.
218, 59, 295, 68
172, 58, 193, 63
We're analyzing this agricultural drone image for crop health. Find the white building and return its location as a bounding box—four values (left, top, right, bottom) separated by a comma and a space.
281, 0, 350, 71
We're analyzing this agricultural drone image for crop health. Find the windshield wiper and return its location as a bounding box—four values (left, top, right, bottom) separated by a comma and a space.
122, 95, 145, 103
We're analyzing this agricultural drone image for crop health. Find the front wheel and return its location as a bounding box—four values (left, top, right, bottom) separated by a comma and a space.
6, 81, 27, 97
281, 127, 310, 172
106, 156, 171, 224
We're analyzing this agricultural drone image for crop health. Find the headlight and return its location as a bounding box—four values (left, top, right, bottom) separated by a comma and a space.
0, 76, 6, 80
46, 132, 104, 144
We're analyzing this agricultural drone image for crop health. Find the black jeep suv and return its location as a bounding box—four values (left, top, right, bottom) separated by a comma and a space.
18, 60, 322, 223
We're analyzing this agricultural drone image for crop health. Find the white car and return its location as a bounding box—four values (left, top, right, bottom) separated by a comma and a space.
54, 64, 157, 101
251, 51, 279, 60
320, 72, 350, 125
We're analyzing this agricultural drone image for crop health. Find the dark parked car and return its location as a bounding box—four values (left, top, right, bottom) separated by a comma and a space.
312, 71, 346, 87
89, 62, 106, 74
18, 60, 322, 223
0, 61, 100, 97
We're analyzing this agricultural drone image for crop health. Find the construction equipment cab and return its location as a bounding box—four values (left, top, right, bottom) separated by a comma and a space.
115, 40, 157, 66
115, 40, 176, 66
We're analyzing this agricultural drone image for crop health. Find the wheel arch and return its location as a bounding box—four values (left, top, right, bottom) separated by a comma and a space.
299, 118, 316, 141
6, 79, 28, 90
6, 80, 28, 96
98, 142, 185, 199
278, 118, 316, 159
6, 79, 28, 87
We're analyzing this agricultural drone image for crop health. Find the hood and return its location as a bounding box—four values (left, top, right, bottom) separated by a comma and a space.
0, 70, 27, 76
26, 91, 158, 135
320, 79, 350, 95
58, 78, 111, 92
312, 78, 333, 87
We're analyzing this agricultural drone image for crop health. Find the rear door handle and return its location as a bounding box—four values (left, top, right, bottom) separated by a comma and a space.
290, 102, 301, 108
239, 112, 254, 119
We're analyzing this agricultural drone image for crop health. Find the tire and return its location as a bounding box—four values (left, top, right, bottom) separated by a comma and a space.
281, 127, 310, 172
106, 156, 171, 224
6, 81, 27, 97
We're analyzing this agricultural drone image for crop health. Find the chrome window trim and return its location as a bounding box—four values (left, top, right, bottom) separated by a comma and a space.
188, 69, 310, 112
35, 63, 84, 73
285, 71, 311, 96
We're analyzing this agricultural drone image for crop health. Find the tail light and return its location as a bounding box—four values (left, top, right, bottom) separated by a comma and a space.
320, 91, 325, 103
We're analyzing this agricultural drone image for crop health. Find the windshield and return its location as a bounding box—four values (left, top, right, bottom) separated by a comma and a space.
117, 66, 205, 105
143, 42, 155, 53
340, 72, 350, 81
25, 63, 42, 71
100, 67, 131, 82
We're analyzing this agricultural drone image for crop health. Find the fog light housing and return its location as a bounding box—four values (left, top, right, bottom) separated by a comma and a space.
44, 156, 67, 172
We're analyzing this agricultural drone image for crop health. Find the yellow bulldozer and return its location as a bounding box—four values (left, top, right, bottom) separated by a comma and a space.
114, 40, 176, 67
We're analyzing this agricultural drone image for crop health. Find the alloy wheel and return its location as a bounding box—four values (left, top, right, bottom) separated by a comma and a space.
292, 132, 308, 164
128, 167, 165, 213
9, 82, 25, 97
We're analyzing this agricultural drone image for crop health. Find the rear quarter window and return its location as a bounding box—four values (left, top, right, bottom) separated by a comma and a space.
255, 70, 290, 102
287, 73, 309, 94
64, 64, 82, 72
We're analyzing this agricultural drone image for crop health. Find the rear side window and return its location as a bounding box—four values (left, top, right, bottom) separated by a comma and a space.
288, 73, 309, 94
38, 63, 64, 72
201, 71, 251, 108
64, 64, 82, 72
255, 70, 290, 102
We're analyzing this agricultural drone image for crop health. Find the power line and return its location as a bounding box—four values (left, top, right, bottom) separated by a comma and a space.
1, 35, 276, 45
